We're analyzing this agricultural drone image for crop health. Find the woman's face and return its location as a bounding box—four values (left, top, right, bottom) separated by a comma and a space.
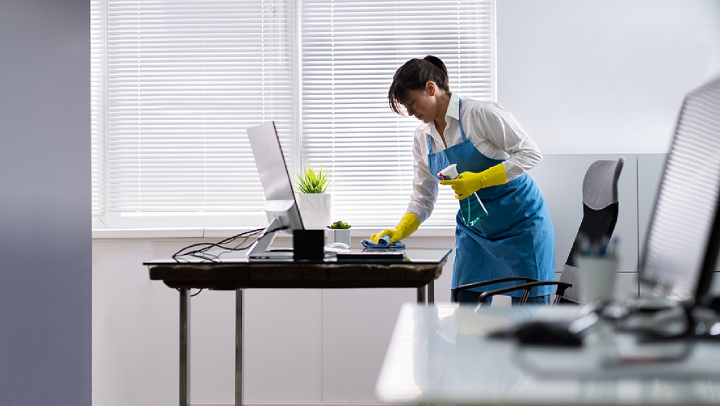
402, 83, 438, 124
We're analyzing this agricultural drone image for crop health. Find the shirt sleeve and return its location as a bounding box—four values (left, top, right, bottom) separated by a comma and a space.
405, 129, 438, 224
472, 103, 543, 180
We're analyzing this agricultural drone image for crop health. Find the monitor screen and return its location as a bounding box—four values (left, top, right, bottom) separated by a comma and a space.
640, 77, 720, 305
247, 121, 304, 234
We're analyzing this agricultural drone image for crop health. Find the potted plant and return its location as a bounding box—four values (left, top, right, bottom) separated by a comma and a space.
327, 220, 352, 246
294, 164, 332, 229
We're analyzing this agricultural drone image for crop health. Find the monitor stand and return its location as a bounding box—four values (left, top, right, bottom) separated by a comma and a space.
247, 217, 294, 262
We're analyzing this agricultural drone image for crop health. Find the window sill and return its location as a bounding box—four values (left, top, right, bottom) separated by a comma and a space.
91, 226, 457, 240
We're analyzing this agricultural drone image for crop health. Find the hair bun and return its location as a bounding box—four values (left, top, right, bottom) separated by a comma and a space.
423, 55, 447, 75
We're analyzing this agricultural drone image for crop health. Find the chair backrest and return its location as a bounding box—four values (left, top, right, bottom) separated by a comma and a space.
557, 158, 625, 303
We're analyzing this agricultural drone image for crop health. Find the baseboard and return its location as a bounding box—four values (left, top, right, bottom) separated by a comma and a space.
189, 403, 398, 406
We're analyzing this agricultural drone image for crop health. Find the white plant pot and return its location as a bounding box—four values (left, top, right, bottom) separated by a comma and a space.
329, 228, 351, 246
295, 193, 332, 230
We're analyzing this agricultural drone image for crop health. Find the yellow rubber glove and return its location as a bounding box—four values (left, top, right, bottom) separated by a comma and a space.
370, 212, 420, 244
439, 163, 507, 199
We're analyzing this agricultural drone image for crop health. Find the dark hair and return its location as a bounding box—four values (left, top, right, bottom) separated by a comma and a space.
388, 55, 450, 115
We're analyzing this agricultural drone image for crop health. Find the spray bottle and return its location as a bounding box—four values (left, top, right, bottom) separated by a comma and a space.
438, 164, 488, 226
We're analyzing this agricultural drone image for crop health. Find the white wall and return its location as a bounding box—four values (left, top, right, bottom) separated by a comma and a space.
0, 0, 91, 405
497, 0, 720, 154
92, 1, 720, 405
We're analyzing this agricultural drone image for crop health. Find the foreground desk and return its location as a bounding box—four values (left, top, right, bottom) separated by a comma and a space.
377, 303, 720, 405
146, 248, 451, 406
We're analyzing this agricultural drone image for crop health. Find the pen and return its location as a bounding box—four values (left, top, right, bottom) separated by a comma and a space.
578, 234, 593, 256
599, 236, 610, 256
603, 237, 618, 258
578, 235, 618, 257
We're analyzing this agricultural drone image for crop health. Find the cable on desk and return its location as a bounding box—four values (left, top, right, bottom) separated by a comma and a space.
172, 227, 264, 261
171, 226, 289, 262
170, 226, 290, 297
175, 288, 206, 297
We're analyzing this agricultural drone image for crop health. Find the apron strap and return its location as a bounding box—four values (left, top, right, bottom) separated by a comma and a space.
458, 98, 467, 142
427, 133, 433, 154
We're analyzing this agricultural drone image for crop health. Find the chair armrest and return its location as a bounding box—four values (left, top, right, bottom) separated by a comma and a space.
478, 281, 573, 305
452, 277, 539, 302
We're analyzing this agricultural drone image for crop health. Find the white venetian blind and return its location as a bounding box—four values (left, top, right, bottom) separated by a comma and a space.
301, 0, 495, 227
91, 0, 106, 216
102, 0, 296, 213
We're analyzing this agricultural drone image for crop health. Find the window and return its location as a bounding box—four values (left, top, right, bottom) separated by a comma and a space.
92, 0, 495, 230
92, 0, 298, 229
301, 0, 495, 226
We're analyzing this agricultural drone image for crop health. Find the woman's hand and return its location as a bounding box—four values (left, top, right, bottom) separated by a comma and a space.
440, 171, 484, 199
439, 164, 507, 199
370, 213, 420, 244
370, 228, 403, 244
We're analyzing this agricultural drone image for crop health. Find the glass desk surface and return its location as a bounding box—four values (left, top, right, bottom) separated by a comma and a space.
376, 303, 720, 405
144, 248, 452, 265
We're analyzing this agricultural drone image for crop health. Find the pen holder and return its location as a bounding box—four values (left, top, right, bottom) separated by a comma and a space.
293, 229, 325, 261
574, 255, 619, 304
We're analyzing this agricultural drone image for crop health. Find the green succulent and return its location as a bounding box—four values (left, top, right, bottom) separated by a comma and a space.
327, 220, 351, 229
294, 164, 330, 194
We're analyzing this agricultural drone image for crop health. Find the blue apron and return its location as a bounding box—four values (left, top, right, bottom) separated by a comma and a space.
427, 99, 555, 297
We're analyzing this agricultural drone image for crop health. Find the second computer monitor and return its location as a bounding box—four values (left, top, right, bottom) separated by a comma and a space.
640, 77, 720, 306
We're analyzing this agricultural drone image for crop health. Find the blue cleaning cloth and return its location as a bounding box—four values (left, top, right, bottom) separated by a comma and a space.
361, 235, 406, 249
362, 246, 405, 252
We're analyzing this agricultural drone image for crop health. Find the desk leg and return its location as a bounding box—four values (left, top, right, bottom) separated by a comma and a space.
236, 289, 244, 406
416, 286, 426, 303
428, 280, 434, 304
180, 289, 190, 406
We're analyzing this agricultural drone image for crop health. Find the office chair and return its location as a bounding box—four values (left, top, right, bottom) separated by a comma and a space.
452, 157, 625, 305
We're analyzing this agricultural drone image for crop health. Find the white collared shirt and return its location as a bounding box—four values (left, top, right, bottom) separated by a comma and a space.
407, 92, 543, 223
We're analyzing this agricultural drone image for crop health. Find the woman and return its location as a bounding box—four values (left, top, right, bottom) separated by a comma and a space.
370, 56, 554, 304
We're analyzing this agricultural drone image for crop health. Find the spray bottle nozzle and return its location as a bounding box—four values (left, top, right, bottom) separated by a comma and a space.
438, 164, 459, 180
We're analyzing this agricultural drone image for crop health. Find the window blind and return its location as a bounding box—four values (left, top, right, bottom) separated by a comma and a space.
100, 0, 297, 213
92, 0, 494, 228
91, 0, 106, 216
301, 0, 495, 227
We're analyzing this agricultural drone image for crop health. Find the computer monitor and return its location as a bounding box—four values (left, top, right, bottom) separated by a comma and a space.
246, 121, 305, 260
639, 77, 720, 307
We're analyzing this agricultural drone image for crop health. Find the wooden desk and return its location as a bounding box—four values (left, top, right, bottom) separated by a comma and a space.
377, 303, 720, 405
146, 249, 451, 406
